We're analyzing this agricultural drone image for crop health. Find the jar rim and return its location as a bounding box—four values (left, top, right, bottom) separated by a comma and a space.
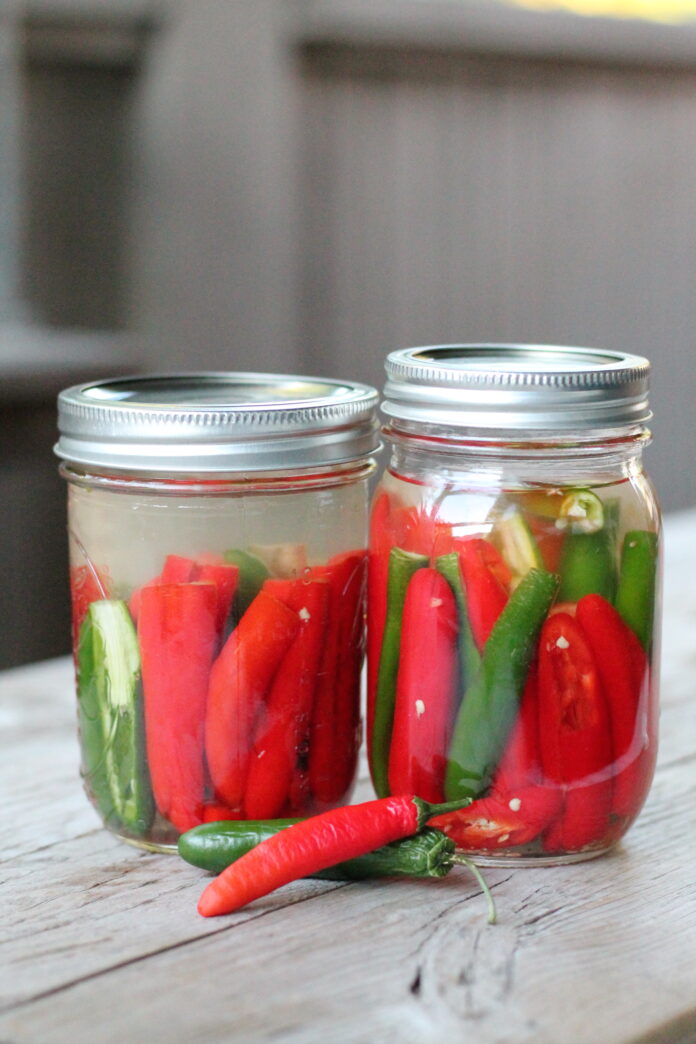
55, 372, 380, 473
383, 344, 651, 434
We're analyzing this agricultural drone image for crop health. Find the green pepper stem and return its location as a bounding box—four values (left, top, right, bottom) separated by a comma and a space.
452, 855, 497, 925
414, 796, 472, 830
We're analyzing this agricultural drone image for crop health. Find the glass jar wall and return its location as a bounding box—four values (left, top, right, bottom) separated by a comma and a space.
367, 346, 660, 864
57, 374, 379, 851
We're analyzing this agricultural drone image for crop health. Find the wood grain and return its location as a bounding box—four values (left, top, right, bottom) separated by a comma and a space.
1, 510, 695, 1042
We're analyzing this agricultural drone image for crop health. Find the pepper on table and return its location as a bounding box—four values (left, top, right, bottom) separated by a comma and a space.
180, 820, 459, 880
196, 794, 472, 916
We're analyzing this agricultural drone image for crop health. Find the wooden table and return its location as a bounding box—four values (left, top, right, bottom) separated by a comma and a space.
3, 511, 695, 1044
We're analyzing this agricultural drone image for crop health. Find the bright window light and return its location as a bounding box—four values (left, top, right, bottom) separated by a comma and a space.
502, 0, 696, 23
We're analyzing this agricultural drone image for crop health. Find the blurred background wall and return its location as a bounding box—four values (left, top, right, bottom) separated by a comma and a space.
2, 0, 696, 667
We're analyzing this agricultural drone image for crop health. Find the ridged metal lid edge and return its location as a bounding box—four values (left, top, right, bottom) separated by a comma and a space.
383, 344, 651, 433
56, 372, 380, 473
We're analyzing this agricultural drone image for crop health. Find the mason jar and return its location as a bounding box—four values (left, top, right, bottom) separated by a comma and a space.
56, 373, 379, 851
367, 345, 660, 864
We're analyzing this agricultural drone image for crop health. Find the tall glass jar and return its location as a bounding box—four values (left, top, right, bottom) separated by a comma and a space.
56, 373, 379, 851
368, 345, 660, 864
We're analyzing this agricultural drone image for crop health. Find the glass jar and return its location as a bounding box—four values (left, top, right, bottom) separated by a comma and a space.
368, 345, 660, 864
56, 373, 379, 851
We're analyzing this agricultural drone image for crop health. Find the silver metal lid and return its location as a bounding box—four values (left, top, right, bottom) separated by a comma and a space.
383, 344, 651, 434
56, 372, 380, 473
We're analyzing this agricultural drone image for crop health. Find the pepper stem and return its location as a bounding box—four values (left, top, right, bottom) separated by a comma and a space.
414, 796, 473, 831
452, 855, 497, 925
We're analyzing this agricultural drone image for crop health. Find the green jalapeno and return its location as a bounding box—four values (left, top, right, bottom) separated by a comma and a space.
615, 529, 658, 651
77, 600, 154, 836
435, 552, 480, 697
557, 493, 618, 603
370, 547, 428, 797
179, 821, 458, 880
444, 568, 558, 802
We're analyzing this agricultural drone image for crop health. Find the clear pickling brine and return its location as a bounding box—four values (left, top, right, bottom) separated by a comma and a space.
57, 374, 379, 850
367, 345, 660, 864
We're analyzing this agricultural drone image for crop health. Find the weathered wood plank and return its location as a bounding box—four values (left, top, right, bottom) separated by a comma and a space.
2, 743, 694, 1044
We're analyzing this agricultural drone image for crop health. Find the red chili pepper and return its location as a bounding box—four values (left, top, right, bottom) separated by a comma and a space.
527, 515, 564, 574
160, 554, 198, 584
309, 550, 367, 806
390, 504, 434, 554
537, 612, 613, 852
139, 582, 218, 832
202, 803, 244, 823
197, 794, 467, 916
196, 562, 239, 640
493, 668, 542, 793
205, 590, 300, 810
575, 594, 652, 822
245, 578, 330, 819
458, 539, 510, 649
388, 569, 458, 804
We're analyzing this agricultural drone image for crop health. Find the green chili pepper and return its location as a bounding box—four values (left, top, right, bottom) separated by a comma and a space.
435, 552, 481, 696
615, 530, 658, 651
444, 568, 558, 802
370, 547, 428, 797
77, 600, 154, 836
179, 821, 458, 880
222, 549, 270, 617
557, 494, 618, 603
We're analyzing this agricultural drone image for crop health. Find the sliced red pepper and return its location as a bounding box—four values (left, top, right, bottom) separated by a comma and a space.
388, 568, 458, 804
431, 785, 561, 850
537, 612, 613, 852
205, 589, 299, 810
245, 578, 330, 819
139, 581, 218, 832
458, 538, 510, 649
575, 594, 653, 823
309, 550, 367, 806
